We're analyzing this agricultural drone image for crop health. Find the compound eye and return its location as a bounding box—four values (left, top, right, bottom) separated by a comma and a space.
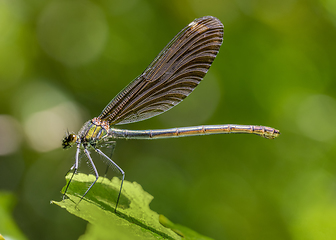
68, 134, 77, 142
62, 134, 78, 149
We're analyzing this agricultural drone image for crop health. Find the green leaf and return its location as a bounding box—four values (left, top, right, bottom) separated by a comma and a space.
52, 173, 214, 240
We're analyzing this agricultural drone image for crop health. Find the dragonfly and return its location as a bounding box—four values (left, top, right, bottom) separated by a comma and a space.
62, 16, 280, 211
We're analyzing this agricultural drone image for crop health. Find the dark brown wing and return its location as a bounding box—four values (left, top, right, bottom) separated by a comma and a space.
99, 16, 224, 125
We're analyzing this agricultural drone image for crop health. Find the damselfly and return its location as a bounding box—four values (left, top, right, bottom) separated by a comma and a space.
62, 16, 280, 211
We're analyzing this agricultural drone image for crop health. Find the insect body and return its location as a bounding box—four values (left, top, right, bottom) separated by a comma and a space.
62, 16, 280, 211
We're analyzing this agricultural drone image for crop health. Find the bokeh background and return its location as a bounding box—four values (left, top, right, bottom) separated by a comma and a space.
1, 0, 336, 239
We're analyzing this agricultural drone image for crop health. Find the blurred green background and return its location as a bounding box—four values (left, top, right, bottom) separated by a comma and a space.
1, 0, 336, 239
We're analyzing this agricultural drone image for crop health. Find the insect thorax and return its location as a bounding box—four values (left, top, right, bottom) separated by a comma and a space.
78, 118, 109, 148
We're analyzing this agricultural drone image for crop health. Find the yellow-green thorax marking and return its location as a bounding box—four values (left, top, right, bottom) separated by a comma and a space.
79, 117, 109, 147
62, 117, 109, 149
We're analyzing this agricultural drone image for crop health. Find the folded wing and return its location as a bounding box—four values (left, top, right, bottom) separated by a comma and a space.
99, 16, 224, 125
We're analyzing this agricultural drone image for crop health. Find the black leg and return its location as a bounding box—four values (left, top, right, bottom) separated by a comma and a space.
75, 148, 99, 206
63, 145, 80, 199
102, 141, 116, 178
95, 148, 125, 213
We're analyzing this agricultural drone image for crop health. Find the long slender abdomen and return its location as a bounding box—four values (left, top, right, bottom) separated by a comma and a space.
110, 125, 280, 140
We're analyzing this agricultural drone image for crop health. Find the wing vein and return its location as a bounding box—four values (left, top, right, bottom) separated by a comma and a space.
98, 16, 224, 125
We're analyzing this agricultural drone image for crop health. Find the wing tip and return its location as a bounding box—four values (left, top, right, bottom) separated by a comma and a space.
190, 16, 224, 30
